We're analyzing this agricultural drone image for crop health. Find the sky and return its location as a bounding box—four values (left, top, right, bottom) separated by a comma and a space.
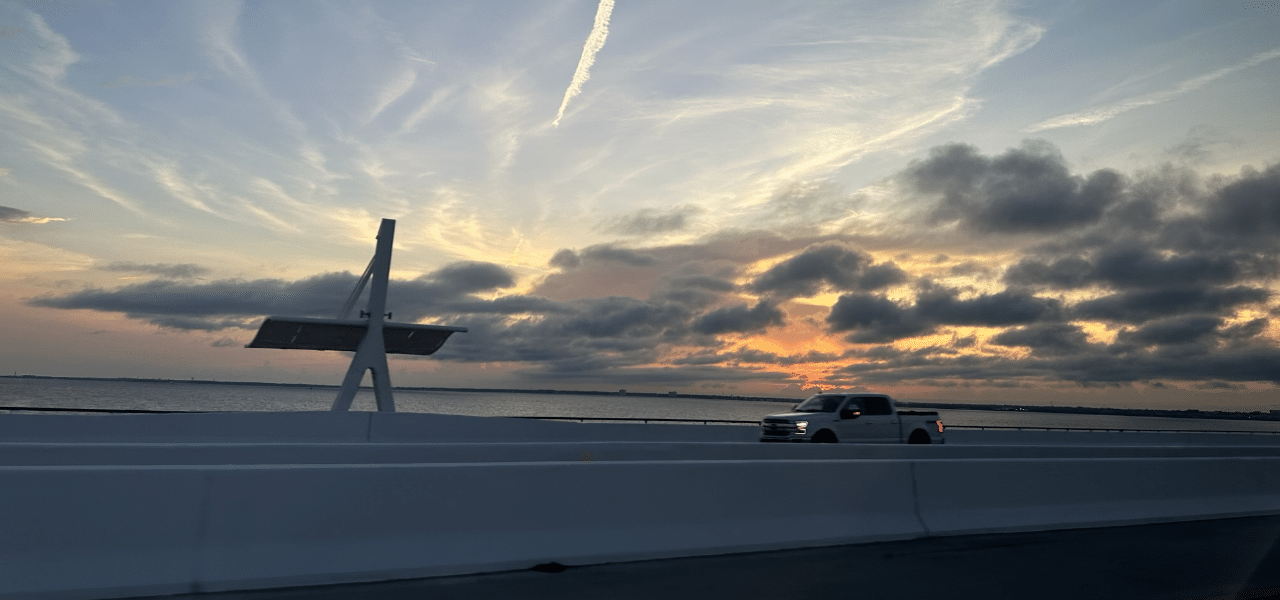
2, 0, 1279, 409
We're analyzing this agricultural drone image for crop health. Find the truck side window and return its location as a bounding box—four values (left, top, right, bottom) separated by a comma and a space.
863, 397, 891, 415
794, 395, 844, 412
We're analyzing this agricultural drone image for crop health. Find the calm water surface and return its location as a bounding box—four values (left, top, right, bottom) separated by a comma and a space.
2, 377, 1278, 433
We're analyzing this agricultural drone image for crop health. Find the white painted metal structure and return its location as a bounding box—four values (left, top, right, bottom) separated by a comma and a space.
246, 219, 466, 412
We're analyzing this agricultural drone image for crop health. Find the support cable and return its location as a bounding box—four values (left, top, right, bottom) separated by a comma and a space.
337, 255, 376, 319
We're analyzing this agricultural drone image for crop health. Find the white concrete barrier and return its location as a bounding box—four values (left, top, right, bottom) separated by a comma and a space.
0, 412, 373, 443
7, 412, 1276, 446
0, 412, 759, 444
914, 457, 1280, 536
0, 459, 922, 599
3, 439, 1280, 468
0, 467, 209, 599
948, 428, 1280, 446
368, 411, 758, 442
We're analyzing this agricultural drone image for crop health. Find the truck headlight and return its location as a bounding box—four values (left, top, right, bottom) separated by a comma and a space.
795, 421, 808, 433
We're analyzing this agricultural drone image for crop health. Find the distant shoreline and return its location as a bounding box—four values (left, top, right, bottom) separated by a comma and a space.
3, 374, 1277, 422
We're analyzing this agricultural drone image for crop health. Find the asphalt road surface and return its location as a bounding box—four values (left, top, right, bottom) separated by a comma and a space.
154, 515, 1280, 600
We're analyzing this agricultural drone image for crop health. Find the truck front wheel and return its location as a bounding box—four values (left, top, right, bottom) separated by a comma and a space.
908, 430, 932, 444
811, 430, 837, 443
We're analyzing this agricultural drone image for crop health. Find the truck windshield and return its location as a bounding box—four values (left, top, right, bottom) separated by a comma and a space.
794, 395, 843, 412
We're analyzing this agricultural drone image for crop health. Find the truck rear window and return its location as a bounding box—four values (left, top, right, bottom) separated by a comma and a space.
862, 397, 892, 415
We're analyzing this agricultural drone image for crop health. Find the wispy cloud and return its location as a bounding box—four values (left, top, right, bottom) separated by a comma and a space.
366, 65, 419, 124
1026, 47, 1280, 132
233, 195, 300, 234
0, 5, 151, 219
101, 262, 210, 279
101, 73, 198, 88
28, 141, 149, 216
194, 1, 308, 137
0, 237, 91, 277
142, 158, 218, 214
570, 2, 1042, 222
552, 0, 614, 127
400, 85, 458, 133
198, 1, 252, 80
11, 6, 80, 82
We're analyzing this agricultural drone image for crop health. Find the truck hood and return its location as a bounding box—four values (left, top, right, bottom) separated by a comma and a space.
763, 412, 820, 421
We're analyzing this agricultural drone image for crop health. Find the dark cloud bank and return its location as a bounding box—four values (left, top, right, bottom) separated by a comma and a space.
0, 206, 32, 222
29, 141, 1280, 390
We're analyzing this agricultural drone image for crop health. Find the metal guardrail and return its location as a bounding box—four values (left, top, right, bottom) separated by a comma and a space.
517, 419, 1280, 432
3, 407, 1277, 435
0, 404, 757, 422
947, 424, 1280, 435
516, 416, 758, 425
0, 406, 194, 414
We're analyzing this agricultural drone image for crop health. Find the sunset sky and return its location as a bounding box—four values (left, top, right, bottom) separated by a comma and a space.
3, 0, 1279, 409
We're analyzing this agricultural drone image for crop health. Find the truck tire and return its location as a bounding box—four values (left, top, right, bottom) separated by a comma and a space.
908, 429, 931, 444
812, 430, 837, 443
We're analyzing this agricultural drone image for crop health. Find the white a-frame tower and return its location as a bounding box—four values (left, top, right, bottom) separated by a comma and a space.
246, 219, 467, 412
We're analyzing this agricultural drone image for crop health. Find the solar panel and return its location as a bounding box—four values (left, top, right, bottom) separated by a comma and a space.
246, 316, 468, 356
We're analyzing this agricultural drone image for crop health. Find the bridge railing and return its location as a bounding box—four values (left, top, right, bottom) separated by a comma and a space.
515, 416, 759, 425
3, 406, 1277, 435
946, 424, 1280, 435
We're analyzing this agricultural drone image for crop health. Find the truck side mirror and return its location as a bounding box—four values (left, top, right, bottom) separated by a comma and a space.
840, 409, 861, 420
791, 404, 799, 410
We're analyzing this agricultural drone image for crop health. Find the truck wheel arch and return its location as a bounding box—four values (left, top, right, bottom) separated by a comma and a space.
812, 429, 837, 443
908, 429, 932, 444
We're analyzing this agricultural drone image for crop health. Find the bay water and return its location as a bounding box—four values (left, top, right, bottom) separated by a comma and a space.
2, 376, 1278, 434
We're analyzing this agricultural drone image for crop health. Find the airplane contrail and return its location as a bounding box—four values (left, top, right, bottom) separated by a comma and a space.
1026, 46, 1280, 132
553, 0, 614, 127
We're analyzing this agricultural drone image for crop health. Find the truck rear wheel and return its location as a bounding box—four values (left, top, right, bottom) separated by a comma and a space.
811, 430, 837, 443
908, 429, 931, 444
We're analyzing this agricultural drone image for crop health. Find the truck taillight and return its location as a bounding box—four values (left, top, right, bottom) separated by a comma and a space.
936, 420, 944, 433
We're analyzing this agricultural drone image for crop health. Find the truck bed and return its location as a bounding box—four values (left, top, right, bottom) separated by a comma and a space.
898, 410, 939, 417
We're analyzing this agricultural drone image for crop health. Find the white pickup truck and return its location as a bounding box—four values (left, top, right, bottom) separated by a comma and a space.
759, 393, 944, 444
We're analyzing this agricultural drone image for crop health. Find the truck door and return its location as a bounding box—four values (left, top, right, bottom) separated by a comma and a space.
831, 397, 865, 442
830, 397, 892, 443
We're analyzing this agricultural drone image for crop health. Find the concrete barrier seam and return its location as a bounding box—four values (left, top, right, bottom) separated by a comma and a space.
908, 461, 930, 536
191, 470, 214, 593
